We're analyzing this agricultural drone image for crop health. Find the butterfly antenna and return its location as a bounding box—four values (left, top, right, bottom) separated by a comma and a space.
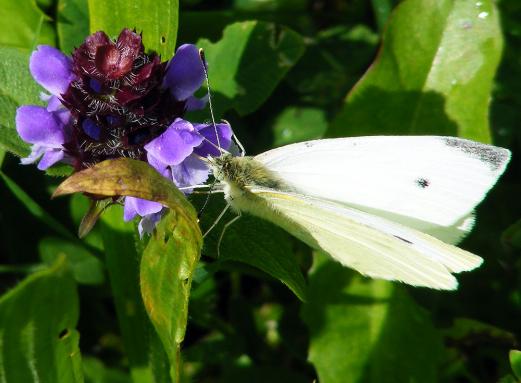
221, 118, 246, 157
199, 48, 222, 154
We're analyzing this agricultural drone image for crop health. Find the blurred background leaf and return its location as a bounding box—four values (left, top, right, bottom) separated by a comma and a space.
57, 0, 89, 54
301, 253, 443, 383
0, 256, 82, 382
197, 21, 305, 116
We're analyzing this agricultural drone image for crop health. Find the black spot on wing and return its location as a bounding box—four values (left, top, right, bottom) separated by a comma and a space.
394, 235, 413, 244
416, 178, 430, 188
443, 137, 509, 171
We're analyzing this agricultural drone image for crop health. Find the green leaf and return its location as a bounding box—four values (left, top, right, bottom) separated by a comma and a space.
0, 46, 42, 156
198, 197, 307, 301
272, 106, 327, 146
140, 208, 202, 381
301, 254, 443, 383
329, 0, 503, 142
88, 0, 179, 58
502, 218, 521, 250
53, 158, 202, 381
0, 170, 76, 240
100, 206, 170, 383
39, 237, 105, 285
371, 0, 394, 31
83, 357, 132, 383
0, 1, 56, 48
0, 256, 83, 382
0, 148, 6, 168
197, 21, 305, 116
510, 350, 521, 380
57, 0, 90, 54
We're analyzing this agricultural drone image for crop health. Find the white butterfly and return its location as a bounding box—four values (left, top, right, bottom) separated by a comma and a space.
199, 135, 511, 290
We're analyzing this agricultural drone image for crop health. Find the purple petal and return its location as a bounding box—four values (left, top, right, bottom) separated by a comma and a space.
186, 94, 208, 111
163, 44, 205, 101
16, 106, 65, 146
194, 122, 233, 157
138, 211, 163, 237
37, 149, 65, 170
146, 152, 170, 178
46, 95, 63, 112
30, 45, 75, 95
144, 119, 203, 166
123, 197, 163, 222
20, 145, 46, 165
171, 155, 210, 190
54, 108, 72, 127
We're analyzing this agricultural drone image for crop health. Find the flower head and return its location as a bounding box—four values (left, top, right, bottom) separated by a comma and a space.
16, 29, 233, 234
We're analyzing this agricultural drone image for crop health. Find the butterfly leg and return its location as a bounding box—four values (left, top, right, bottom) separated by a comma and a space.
217, 212, 242, 258
203, 203, 230, 238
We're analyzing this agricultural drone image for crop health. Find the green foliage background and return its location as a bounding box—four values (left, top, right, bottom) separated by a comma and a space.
0, 0, 520, 382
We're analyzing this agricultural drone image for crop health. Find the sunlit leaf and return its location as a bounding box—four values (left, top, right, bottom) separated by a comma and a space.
197, 21, 305, 116
0, 1, 56, 48
88, 0, 179, 58
0, 46, 42, 156
329, 0, 503, 142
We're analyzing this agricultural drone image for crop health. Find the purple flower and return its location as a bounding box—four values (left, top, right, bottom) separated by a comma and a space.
30, 45, 75, 96
123, 197, 163, 236
145, 119, 232, 188
16, 46, 75, 169
15, 28, 234, 235
163, 44, 207, 110
16, 106, 70, 170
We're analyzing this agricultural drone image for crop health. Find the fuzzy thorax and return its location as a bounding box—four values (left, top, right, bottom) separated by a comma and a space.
208, 154, 288, 214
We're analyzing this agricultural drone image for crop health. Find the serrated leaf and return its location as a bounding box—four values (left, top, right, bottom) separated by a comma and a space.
0, 46, 42, 156
301, 254, 443, 383
329, 0, 503, 142
88, 0, 179, 58
197, 21, 305, 116
0, 256, 82, 382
